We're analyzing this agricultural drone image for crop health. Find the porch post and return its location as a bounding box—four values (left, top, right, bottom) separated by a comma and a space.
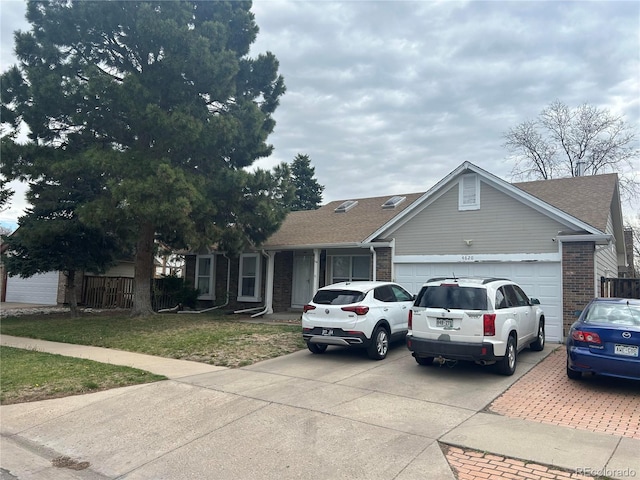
313, 249, 320, 293
264, 251, 275, 314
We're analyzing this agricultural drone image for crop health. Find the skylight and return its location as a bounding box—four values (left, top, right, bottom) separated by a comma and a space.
334, 200, 358, 213
382, 195, 406, 209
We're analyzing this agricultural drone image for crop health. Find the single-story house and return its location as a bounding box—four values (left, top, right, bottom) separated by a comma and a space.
185, 161, 629, 342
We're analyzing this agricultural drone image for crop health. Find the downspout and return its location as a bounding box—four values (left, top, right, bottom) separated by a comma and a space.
176, 254, 231, 314
369, 246, 377, 281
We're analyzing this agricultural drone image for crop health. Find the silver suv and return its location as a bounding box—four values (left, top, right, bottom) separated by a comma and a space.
302, 281, 414, 360
407, 277, 545, 375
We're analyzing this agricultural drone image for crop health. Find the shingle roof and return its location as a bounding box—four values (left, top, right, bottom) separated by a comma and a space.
263, 173, 618, 248
513, 173, 618, 232
263, 192, 424, 247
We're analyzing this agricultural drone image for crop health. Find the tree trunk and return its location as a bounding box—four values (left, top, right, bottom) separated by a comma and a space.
131, 221, 155, 316
65, 269, 78, 317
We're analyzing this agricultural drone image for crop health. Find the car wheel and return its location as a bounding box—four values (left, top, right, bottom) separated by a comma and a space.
307, 343, 328, 354
367, 327, 389, 360
530, 320, 545, 351
496, 335, 516, 376
415, 356, 434, 366
566, 358, 582, 380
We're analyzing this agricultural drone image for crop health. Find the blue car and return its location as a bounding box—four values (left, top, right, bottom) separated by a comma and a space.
566, 298, 640, 381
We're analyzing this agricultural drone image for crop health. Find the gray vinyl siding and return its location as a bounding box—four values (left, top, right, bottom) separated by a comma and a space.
388, 181, 570, 256
595, 213, 618, 281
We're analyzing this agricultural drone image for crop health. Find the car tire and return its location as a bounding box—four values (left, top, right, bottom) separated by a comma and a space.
496, 335, 517, 376
566, 359, 582, 380
415, 356, 434, 366
307, 343, 328, 354
530, 320, 545, 351
367, 327, 389, 360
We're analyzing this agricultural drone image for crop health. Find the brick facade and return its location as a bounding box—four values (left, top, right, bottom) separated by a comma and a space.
272, 251, 294, 312
561, 242, 595, 337
375, 247, 392, 281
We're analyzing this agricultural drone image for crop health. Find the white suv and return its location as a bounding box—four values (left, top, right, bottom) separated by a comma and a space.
302, 281, 414, 360
407, 277, 545, 375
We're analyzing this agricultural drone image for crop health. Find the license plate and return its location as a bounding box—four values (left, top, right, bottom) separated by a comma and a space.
322, 329, 334, 336
436, 318, 453, 328
614, 344, 639, 357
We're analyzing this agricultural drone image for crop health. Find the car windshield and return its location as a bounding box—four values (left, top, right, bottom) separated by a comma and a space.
414, 285, 487, 310
584, 302, 640, 326
313, 289, 365, 305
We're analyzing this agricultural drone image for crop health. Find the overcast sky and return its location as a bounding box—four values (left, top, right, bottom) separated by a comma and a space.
1, 0, 638, 230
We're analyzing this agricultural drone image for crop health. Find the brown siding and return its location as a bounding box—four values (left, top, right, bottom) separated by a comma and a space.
562, 242, 595, 337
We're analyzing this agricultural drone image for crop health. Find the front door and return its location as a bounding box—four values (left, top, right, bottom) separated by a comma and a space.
292, 255, 313, 308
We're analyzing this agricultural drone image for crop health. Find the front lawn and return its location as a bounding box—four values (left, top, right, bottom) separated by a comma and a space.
1, 346, 166, 405
0, 311, 306, 368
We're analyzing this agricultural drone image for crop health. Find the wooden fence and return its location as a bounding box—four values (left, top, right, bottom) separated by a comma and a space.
600, 277, 640, 299
82, 276, 180, 310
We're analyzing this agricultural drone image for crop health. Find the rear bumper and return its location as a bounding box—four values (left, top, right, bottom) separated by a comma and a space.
407, 335, 499, 361
567, 346, 640, 381
303, 327, 369, 347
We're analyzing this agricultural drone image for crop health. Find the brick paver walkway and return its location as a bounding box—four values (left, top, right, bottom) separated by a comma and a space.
489, 348, 640, 440
443, 347, 640, 479
444, 445, 597, 480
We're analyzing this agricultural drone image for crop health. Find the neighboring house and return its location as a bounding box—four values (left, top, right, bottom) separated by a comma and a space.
186, 162, 628, 342
2, 261, 136, 305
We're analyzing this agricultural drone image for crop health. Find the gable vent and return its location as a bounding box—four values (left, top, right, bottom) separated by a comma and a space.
334, 200, 358, 213
382, 195, 406, 209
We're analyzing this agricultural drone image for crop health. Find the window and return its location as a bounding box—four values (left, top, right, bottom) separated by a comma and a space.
196, 255, 215, 300
391, 284, 414, 302
238, 253, 261, 302
330, 255, 371, 283
459, 174, 480, 211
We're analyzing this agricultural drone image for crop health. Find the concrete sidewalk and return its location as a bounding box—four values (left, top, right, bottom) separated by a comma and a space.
0, 335, 225, 379
1, 337, 638, 480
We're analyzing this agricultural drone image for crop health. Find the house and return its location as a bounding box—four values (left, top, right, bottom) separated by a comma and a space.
191, 161, 626, 342
1, 260, 136, 306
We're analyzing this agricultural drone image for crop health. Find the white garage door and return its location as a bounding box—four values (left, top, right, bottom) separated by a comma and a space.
395, 262, 563, 342
5, 271, 60, 305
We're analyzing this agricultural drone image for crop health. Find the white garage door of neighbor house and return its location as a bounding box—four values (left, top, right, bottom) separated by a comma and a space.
5, 271, 60, 305
395, 262, 563, 343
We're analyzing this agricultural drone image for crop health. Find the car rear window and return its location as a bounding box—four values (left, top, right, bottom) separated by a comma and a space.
414, 285, 487, 310
585, 302, 640, 326
313, 289, 365, 305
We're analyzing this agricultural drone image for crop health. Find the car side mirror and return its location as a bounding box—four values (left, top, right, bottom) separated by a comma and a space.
529, 298, 541, 305
574, 310, 582, 317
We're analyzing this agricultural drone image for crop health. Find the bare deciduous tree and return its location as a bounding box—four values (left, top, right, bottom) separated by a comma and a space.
504, 100, 639, 205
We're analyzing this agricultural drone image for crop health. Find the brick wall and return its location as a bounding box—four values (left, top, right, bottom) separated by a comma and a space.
562, 242, 595, 336
375, 247, 392, 281
272, 251, 294, 311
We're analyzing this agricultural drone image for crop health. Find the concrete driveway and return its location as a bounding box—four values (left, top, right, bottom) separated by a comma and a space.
1, 342, 638, 480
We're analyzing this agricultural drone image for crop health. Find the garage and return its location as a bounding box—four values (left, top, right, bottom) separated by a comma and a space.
394, 261, 563, 343
5, 271, 60, 305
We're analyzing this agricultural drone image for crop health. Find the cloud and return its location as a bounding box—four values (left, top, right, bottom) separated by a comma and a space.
1, 0, 638, 225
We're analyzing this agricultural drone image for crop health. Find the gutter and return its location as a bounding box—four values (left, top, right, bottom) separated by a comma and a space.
556, 234, 612, 245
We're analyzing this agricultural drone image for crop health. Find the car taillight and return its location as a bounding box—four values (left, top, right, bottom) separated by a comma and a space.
342, 305, 369, 315
408, 310, 413, 329
571, 330, 602, 344
483, 313, 496, 336
303, 304, 316, 313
